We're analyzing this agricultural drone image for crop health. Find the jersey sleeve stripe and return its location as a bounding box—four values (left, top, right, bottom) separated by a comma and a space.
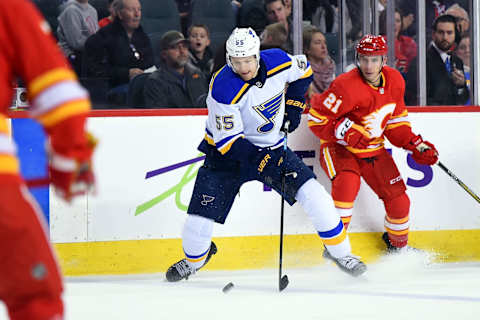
37, 99, 91, 127
28, 68, 78, 99
0, 135, 16, 155
299, 66, 313, 79
0, 115, 9, 134
390, 110, 408, 119
385, 122, 411, 131
30, 81, 89, 117
230, 83, 251, 104
266, 61, 292, 77
0, 154, 20, 174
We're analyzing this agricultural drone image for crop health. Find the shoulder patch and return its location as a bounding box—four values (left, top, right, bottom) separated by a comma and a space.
210, 66, 251, 105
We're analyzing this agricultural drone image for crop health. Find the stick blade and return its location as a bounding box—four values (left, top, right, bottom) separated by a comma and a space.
279, 275, 289, 292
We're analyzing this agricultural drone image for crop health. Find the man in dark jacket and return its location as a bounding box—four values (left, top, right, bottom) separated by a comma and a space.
406, 14, 469, 106
143, 31, 208, 108
84, 0, 153, 104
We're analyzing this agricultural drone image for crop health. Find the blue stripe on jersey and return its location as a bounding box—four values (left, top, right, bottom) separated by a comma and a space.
206, 127, 213, 137
216, 131, 245, 149
318, 220, 344, 239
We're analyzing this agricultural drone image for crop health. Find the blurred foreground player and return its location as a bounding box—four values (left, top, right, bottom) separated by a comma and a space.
0, 0, 95, 319
166, 27, 367, 281
308, 35, 438, 252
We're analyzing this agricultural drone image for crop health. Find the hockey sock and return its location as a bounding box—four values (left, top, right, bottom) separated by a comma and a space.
182, 214, 214, 270
384, 193, 410, 248
331, 171, 360, 230
296, 178, 351, 258
336, 208, 353, 230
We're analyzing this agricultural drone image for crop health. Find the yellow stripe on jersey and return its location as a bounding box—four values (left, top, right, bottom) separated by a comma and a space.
345, 144, 384, 154
231, 83, 250, 104
0, 154, 20, 174
209, 66, 225, 91
218, 135, 244, 155
0, 115, 9, 134
299, 66, 313, 79
390, 110, 408, 119
29, 68, 78, 99
204, 134, 215, 146
267, 61, 292, 76
37, 99, 90, 127
385, 122, 411, 131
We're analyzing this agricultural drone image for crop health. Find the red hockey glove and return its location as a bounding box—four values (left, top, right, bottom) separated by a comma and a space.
334, 117, 372, 149
406, 135, 439, 165
49, 133, 97, 202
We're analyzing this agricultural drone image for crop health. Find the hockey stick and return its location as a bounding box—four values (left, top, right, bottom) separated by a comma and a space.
437, 161, 480, 204
278, 121, 290, 292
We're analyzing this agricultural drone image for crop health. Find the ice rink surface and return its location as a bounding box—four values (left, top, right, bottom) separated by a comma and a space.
1, 252, 479, 319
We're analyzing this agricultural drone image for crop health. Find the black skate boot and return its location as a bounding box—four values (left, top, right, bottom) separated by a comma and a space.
166, 241, 217, 282
323, 247, 367, 277
382, 232, 420, 254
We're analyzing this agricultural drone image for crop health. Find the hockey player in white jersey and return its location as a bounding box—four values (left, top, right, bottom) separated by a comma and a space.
166, 28, 366, 281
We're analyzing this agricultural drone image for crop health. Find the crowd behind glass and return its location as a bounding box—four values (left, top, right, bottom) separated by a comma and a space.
24, 0, 475, 109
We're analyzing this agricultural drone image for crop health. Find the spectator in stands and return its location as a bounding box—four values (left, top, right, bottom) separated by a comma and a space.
446, 4, 470, 39
260, 22, 288, 50
455, 35, 471, 104
237, 0, 268, 36
303, 26, 335, 95
308, 0, 352, 35
379, 9, 417, 75
57, 0, 99, 75
176, 0, 193, 36
188, 24, 214, 80
99, 0, 115, 28
144, 31, 208, 108
284, 0, 292, 17
405, 14, 469, 106
265, 0, 293, 53
84, 0, 153, 105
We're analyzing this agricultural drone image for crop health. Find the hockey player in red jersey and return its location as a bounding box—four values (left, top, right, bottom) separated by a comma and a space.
0, 1, 95, 319
308, 34, 438, 252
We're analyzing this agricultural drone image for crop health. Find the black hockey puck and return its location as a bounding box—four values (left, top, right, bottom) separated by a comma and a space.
222, 282, 234, 293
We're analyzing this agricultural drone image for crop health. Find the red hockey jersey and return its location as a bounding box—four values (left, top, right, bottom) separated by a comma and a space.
0, 0, 91, 176
308, 66, 416, 158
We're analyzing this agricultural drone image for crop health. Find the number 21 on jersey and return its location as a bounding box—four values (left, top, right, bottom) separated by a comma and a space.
323, 93, 342, 113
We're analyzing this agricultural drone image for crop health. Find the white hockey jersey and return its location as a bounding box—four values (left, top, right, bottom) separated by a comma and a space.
203, 49, 312, 155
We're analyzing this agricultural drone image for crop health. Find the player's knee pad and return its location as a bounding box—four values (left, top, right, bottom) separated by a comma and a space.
182, 214, 214, 269
384, 193, 410, 220
296, 178, 340, 231
331, 171, 361, 208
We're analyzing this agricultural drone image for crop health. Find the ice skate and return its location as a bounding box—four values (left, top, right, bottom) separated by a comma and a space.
382, 232, 421, 254
166, 241, 217, 282
323, 248, 367, 277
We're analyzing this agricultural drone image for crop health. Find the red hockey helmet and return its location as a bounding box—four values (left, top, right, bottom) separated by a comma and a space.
356, 34, 388, 56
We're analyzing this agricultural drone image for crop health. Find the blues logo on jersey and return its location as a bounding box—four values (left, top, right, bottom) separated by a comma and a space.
254, 91, 283, 133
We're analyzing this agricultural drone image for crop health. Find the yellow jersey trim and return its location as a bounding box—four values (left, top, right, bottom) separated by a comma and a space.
29, 68, 78, 99
38, 99, 90, 127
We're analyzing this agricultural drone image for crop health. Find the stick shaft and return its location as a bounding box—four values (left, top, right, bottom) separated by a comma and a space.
437, 161, 480, 204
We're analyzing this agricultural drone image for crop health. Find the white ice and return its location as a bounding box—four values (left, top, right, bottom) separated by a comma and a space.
1, 252, 479, 319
